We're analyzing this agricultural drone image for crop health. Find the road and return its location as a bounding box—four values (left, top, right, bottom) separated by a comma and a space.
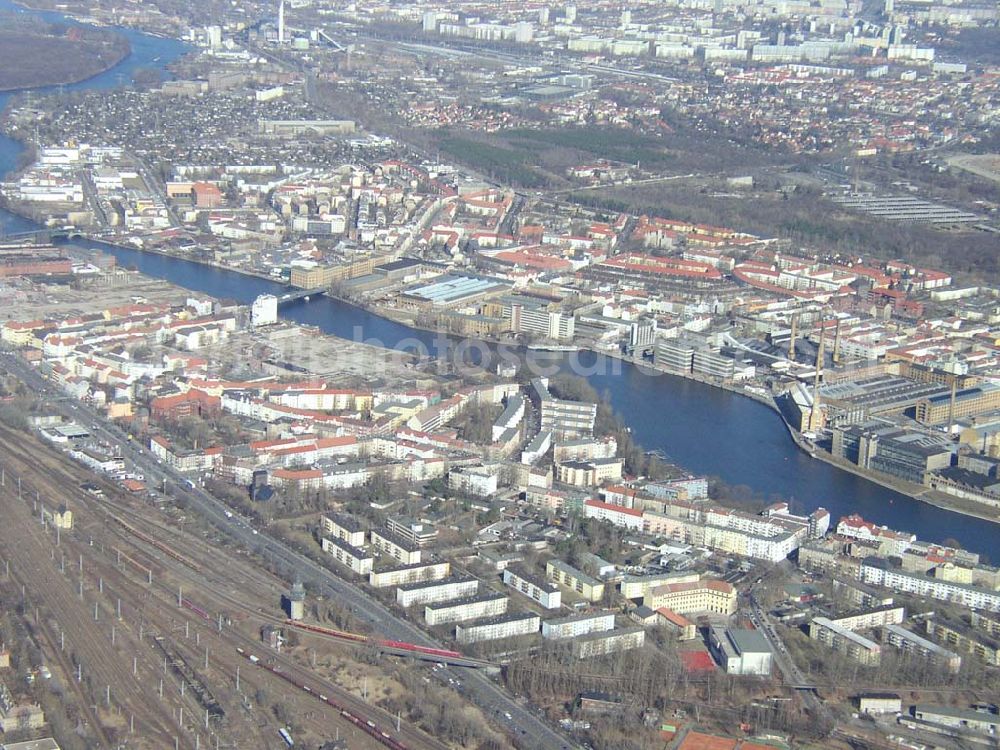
747, 588, 834, 733
1, 350, 579, 750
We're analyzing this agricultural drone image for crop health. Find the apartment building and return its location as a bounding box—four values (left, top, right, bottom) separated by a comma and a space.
448, 465, 500, 497
385, 516, 439, 548
541, 611, 616, 640
861, 558, 1000, 612
370, 529, 422, 565
926, 615, 1000, 667
546, 559, 605, 602
320, 513, 366, 548
368, 561, 450, 589
808, 617, 883, 666
531, 378, 597, 440
884, 624, 962, 673
829, 605, 905, 632
455, 612, 541, 644
425, 592, 509, 627
320, 536, 373, 576
396, 576, 478, 608
571, 627, 645, 659
503, 566, 562, 609
646, 579, 737, 616
971, 610, 1000, 638
620, 572, 700, 601
556, 458, 623, 487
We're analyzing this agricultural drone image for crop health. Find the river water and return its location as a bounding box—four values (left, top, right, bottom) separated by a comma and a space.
0, 5, 997, 559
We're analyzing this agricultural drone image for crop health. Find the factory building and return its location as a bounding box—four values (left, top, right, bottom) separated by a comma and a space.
709, 628, 773, 676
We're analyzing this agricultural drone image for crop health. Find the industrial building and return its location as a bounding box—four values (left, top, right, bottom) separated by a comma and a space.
915, 384, 1000, 425
399, 274, 509, 311
857, 693, 902, 715
910, 705, 1000, 736
709, 628, 774, 676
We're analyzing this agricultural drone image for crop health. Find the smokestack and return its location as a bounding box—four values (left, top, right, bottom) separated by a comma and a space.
814, 322, 825, 391
948, 378, 957, 428
833, 318, 842, 365
788, 314, 798, 363
810, 321, 826, 430
278, 0, 285, 43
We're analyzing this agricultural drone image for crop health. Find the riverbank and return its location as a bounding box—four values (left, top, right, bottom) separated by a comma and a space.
299, 287, 1000, 528
0, 30, 130, 92
11, 225, 996, 529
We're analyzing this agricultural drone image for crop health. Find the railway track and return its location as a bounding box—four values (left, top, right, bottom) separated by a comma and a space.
0, 426, 450, 750
0, 478, 188, 748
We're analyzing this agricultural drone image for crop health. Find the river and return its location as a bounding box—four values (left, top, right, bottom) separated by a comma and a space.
0, 4, 997, 560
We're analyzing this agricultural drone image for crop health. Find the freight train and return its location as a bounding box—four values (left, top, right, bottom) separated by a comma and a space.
236, 648, 408, 750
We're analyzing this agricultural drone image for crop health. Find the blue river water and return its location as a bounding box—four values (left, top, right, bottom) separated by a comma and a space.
0, 5, 997, 559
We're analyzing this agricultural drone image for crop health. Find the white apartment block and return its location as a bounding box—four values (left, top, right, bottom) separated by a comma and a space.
571, 627, 645, 659
396, 577, 479, 608
503, 566, 562, 609
861, 560, 1000, 612
808, 617, 883, 666
448, 466, 499, 497
320, 536, 373, 576
320, 513, 366, 548
646, 579, 737, 615
425, 593, 509, 626
829, 606, 905, 632
884, 624, 962, 673
370, 529, 422, 565
369, 561, 450, 589
542, 611, 616, 640
456, 612, 541, 644
620, 572, 700, 601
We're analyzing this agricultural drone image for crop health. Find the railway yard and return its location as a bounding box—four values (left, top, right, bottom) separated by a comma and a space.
0, 420, 465, 750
